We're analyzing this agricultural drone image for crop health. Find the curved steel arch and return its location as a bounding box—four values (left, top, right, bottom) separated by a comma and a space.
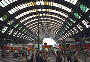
22, 18, 62, 36
13, 16, 64, 32
24, 19, 62, 32
20, 12, 66, 24
23, 16, 63, 26
28, 19, 62, 28
2, 0, 87, 21
1, 0, 88, 26
14, 15, 64, 32
16, 10, 66, 21
13, 5, 68, 18
0, 0, 89, 43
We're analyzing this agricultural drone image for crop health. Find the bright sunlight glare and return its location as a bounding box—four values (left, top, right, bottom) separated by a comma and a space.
43, 38, 56, 45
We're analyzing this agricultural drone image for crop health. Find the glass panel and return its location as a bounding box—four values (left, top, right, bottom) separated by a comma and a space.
74, 12, 81, 19
73, 27, 78, 33
68, 31, 72, 35
71, 29, 75, 34
64, 0, 78, 5
77, 24, 84, 31
70, 18, 76, 23
0, 17, 3, 21
5, 0, 10, 5
11, 9, 15, 14
14, 24, 19, 28
18, 27, 22, 30
8, 10, 13, 14
0, 2, 5, 7
1, 26, 8, 33
82, 20, 90, 28
80, 4, 89, 12
1, 0, 8, 7
8, 0, 13, 3
66, 25, 69, 28
13, 0, 16, 2
68, 20, 72, 26
7, 29, 13, 35
13, 31, 18, 36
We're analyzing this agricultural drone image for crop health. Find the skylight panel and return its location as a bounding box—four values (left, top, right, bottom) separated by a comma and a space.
65, 33, 67, 37
22, 3, 26, 8
14, 24, 19, 28
13, 0, 18, 2
11, 9, 15, 14
4, 0, 10, 5
15, 6, 19, 11
13, 31, 17, 36
64, 0, 78, 5
1, 0, 8, 7
82, 20, 90, 28
13, 8, 17, 13
0, 2, 5, 7
1, 26, 8, 33
0, 17, 3, 21
8, 9, 15, 14
36, 1, 40, 5
18, 5, 23, 10
8, 1, 72, 15
70, 18, 76, 23
73, 27, 78, 33
0, 0, 18, 7
71, 29, 75, 34
53, 2, 57, 7
8, 29, 13, 35
50, 10, 68, 18
77, 24, 84, 31
20, 4, 25, 9
40, 1, 44, 5
74, 12, 81, 19
68, 31, 72, 35
19, 13, 24, 18
9, 0, 13, 3
80, 4, 89, 12
55, 2, 72, 12
8, 10, 13, 14
15, 15, 19, 19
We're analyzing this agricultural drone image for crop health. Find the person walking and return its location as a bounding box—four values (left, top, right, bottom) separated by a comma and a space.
29, 53, 34, 62
56, 51, 62, 62
35, 52, 44, 62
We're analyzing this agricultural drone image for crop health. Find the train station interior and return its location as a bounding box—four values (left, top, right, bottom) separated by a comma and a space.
0, 0, 90, 62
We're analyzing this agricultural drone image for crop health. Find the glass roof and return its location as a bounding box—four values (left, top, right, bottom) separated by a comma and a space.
0, 0, 90, 44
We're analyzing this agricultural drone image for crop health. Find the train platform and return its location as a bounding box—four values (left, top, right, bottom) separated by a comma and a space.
0, 55, 90, 62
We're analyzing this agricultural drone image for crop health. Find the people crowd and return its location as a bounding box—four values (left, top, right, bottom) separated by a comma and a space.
27, 48, 80, 62
0, 47, 90, 62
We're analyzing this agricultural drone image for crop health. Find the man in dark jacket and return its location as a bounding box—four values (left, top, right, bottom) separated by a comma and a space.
35, 52, 44, 62
56, 51, 62, 62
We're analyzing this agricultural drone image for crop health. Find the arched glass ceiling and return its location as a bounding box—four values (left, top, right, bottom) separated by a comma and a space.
7, 1, 72, 15
27, 19, 62, 33
15, 9, 68, 20
0, 0, 90, 44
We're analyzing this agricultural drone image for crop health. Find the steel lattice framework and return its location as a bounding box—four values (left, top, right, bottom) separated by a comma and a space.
0, 0, 90, 44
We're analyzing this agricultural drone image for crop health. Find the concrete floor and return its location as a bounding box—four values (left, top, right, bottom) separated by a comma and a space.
0, 55, 90, 62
